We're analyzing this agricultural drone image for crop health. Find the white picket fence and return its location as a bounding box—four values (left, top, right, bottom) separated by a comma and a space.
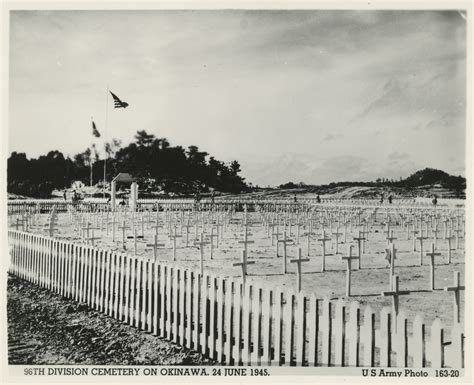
8, 230, 464, 367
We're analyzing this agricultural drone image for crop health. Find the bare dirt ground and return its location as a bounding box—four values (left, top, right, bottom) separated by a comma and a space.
7, 274, 215, 365
11, 208, 465, 332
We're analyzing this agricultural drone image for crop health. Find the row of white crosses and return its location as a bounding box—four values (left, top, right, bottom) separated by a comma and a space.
381, 270, 465, 328
10, 210, 40, 232
12, 205, 54, 235
21, 201, 465, 309
66, 203, 237, 258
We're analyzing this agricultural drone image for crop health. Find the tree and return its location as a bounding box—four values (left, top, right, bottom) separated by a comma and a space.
135, 130, 155, 147
105, 138, 122, 157
229, 160, 241, 176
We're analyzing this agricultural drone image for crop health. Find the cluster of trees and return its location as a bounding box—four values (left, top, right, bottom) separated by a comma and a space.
8, 130, 249, 198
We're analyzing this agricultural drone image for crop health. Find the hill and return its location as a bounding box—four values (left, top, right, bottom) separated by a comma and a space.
252, 168, 466, 200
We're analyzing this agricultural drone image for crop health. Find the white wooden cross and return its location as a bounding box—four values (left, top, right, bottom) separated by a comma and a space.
332, 227, 342, 255
416, 234, 428, 265
107, 214, 118, 243
353, 231, 366, 269
289, 247, 309, 292
233, 249, 255, 286
278, 231, 293, 274
454, 226, 463, 250
386, 229, 397, 246
443, 217, 450, 239
295, 219, 303, 245
318, 230, 331, 272
272, 225, 282, 247
238, 226, 254, 260
138, 214, 147, 238
80, 221, 91, 241
216, 217, 224, 242
382, 221, 391, 238
85, 229, 101, 247
14, 217, 25, 231
209, 227, 219, 260
405, 219, 412, 240
146, 234, 165, 261
194, 233, 210, 275
411, 229, 419, 249
384, 243, 397, 290
426, 243, 441, 291
303, 230, 313, 257
446, 230, 455, 264
150, 220, 164, 239
127, 228, 144, 255
444, 271, 465, 324
267, 219, 276, 240
382, 275, 410, 329
343, 220, 349, 242
432, 224, 440, 249
118, 220, 130, 250
169, 225, 182, 261
341, 245, 359, 296
181, 218, 193, 247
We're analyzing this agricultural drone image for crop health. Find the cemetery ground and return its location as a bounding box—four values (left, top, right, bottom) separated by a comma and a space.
11, 208, 465, 333
7, 274, 214, 365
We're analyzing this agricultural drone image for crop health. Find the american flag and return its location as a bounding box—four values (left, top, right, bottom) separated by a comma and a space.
92, 120, 101, 137
110, 91, 129, 108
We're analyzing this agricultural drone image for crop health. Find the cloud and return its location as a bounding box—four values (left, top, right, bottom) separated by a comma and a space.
387, 151, 409, 161
323, 133, 343, 141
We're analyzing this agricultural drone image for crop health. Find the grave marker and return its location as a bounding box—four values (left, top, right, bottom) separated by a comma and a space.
233, 249, 255, 286
444, 271, 465, 324
277, 231, 293, 274
146, 234, 165, 261
341, 245, 359, 296
426, 243, 441, 291
353, 231, 366, 270
382, 275, 410, 329
317, 231, 331, 272
290, 248, 309, 292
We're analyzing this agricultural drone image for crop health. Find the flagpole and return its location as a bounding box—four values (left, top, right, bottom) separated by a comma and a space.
90, 117, 94, 188
103, 85, 109, 198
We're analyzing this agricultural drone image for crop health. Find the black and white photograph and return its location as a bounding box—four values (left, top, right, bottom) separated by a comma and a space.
3, 3, 471, 381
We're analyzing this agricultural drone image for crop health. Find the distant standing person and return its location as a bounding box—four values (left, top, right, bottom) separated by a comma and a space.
194, 191, 202, 211
316, 194, 321, 203
294, 194, 297, 203
432, 196, 438, 206
380, 194, 384, 204
388, 195, 393, 204
63, 190, 67, 200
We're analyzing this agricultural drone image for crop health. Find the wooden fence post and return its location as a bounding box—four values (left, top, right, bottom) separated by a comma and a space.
334, 298, 346, 366
321, 298, 332, 366
362, 305, 375, 366
430, 319, 444, 368
261, 285, 272, 366
395, 311, 408, 367
295, 292, 307, 366
307, 294, 319, 366
348, 301, 360, 367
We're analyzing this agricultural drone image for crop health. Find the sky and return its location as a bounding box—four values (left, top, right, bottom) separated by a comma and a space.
8, 10, 467, 187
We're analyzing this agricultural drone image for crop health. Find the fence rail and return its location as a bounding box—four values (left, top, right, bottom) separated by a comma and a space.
7, 198, 465, 217
8, 230, 463, 367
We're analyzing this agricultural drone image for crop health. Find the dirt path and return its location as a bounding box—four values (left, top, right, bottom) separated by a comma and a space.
7, 274, 215, 365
